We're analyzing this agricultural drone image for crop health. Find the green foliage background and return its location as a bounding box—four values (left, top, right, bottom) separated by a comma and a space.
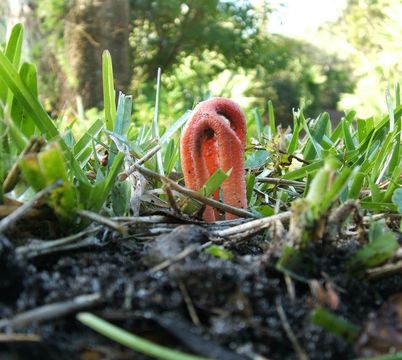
1, 0, 355, 127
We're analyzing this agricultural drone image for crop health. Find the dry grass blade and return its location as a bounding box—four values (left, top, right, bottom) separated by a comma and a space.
0, 333, 41, 342
149, 241, 212, 273
0, 293, 101, 329
366, 260, 402, 280
16, 225, 101, 257
213, 211, 291, 238
77, 209, 127, 234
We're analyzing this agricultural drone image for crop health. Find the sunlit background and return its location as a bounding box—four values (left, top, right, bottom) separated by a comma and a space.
1, 0, 401, 126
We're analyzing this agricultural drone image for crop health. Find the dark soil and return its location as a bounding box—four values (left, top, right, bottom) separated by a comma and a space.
1, 221, 402, 360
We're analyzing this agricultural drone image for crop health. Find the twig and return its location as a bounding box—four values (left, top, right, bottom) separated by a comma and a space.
24, 236, 101, 258
0, 180, 62, 234
0, 333, 41, 342
0, 205, 44, 218
16, 226, 101, 258
365, 260, 402, 280
362, 212, 402, 223
256, 177, 305, 189
0, 293, 101, 329
177, 280, 201, 326
213, 211, 291, 239
276, 297, 309, 360
132, 164, 255, 219
136, 144, 162, 165
77, 209, 127, 234
163, 181, 182, 215
284, 275, 296, 303
111, 215, 172, 223
149, 241, 212, 273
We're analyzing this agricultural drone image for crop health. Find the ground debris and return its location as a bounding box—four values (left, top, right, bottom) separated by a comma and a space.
355, 293, 402, 357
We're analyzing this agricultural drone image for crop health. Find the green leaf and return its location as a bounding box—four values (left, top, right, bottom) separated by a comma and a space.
347, 231, 399, 274
311, 307, 360, 343
112, 180, 131, 216
246, 170, 255, 204
181, 168, 231, 215
38, 143, 68, 183
245, 150, 269, 169
392, 188, 402, 213
200, 168, 231, 198
19, 154, 46, 191
19, 144, 77, 219
205, 245, 234, 260
253, 204, 274, 217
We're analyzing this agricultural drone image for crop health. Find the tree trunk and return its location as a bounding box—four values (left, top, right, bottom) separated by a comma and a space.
64, 0, 130, 109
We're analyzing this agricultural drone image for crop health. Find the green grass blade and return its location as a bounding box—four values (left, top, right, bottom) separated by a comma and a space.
330, 111, 355, 143
354, 352, 402, 360
268, 100, 276, 138
152, 67, 164, 176
0, 23, 23, 104
347, 231, 398, 273
253, 108, 263, 141
160, 110, 191, 144
114, 92, 132, 136
348, 171, 365, 199
311, 307, 360, 343
102, 50, 116, 131
11, 62, 38, 138
342, 120, 355, 151
319, 166, 353, 211
77, 312, 210, 360
73, 119, 103, 166
283, 160, 325, 180
384, 160, 402, 202
303, 112, 329, 160
0, 49, 58, 137
288, 110, 304, 154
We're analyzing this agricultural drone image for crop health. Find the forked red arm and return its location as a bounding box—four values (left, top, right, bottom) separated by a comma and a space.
180, 97, 247, 222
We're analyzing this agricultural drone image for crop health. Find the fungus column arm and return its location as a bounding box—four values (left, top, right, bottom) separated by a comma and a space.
180, 107, 247, 221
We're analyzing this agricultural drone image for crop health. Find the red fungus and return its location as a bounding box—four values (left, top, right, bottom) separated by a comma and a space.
180, 97, 247, 222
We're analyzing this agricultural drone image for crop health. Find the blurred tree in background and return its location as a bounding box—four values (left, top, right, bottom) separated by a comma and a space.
1, 0, 354, 126
319, 0, 402, 117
